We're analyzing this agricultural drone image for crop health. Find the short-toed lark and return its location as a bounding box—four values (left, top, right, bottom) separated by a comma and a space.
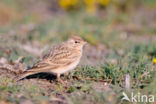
15, 35, 86, 83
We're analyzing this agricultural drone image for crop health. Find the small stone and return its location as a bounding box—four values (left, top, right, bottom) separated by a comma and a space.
0, 57, 8, 64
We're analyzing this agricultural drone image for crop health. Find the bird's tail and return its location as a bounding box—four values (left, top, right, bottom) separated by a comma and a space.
14, 66, 51, 81
14, 71, 35, 81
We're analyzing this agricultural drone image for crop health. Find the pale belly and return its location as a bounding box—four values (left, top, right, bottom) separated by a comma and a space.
50, 58, 80, 75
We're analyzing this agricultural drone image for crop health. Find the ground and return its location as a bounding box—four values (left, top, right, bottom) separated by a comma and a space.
0, 0, 156, 104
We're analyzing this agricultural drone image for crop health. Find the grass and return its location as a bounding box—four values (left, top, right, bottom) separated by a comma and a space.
0, 0, 156, 104
0, 43, 155, 104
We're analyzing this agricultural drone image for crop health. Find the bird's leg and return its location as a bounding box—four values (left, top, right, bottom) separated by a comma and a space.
57, 74, 65, 85
63, 73, 69, 82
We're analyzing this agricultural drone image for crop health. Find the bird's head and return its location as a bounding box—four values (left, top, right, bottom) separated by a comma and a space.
66, 35, 86, 50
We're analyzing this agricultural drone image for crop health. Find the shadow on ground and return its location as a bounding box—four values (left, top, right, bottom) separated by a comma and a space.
20, 72, 57, 82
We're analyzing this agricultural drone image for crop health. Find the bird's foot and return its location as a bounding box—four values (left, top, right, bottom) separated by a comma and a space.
57, 77, 66, 85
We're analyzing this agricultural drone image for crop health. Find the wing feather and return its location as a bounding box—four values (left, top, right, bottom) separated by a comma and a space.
28, 44, 80, 72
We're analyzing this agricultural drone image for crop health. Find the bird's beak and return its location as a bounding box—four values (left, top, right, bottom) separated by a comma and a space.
84, 41, 87, 45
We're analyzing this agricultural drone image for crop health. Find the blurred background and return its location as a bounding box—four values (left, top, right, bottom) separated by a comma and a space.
0, 0, 156, 66
0, 0, 156, 104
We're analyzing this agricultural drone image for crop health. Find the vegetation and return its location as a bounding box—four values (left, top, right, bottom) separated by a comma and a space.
0, 0, 156, 104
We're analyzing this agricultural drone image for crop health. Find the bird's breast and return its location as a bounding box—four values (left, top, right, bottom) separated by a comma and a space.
51, 57, 81, 74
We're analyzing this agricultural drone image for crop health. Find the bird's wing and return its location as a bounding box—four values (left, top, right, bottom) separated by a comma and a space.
27, 45, 79, 72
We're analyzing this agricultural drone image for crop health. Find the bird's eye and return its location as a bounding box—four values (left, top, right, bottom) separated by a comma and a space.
75, 41, 79, 43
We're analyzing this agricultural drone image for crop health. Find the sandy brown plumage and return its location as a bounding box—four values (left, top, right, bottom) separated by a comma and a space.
15, 35, 86, 83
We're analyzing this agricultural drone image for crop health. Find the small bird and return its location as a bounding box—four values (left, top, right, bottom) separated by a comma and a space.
15, 35, 86, 83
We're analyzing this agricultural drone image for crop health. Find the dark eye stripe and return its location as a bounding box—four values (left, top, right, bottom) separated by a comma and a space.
75, 41, 80, 43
